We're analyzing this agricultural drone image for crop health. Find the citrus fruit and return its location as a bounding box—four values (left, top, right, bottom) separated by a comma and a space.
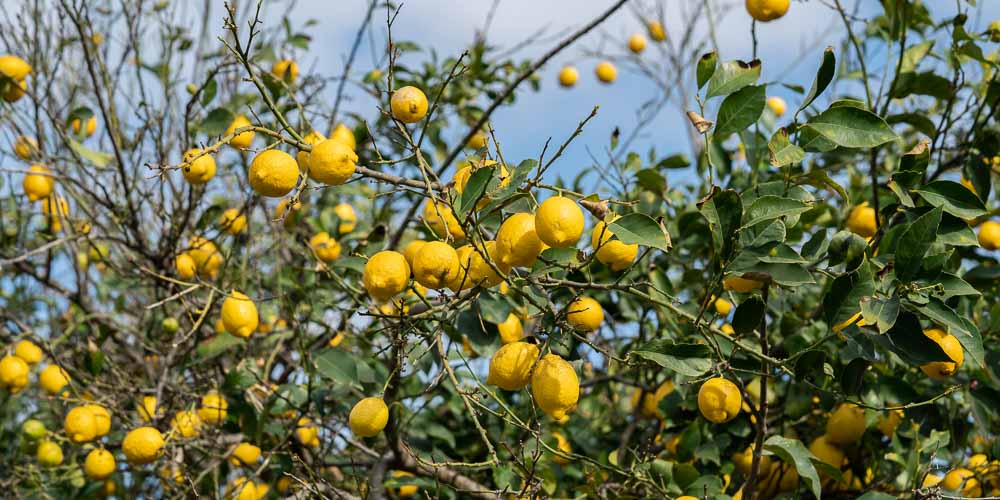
221, 291, 260, 338
308, 138, 357, 185
349, 397, 389, 437
767, 96, 787, 116
38, 364, 69, 394
219, 208, 246, 235
334, 203, 357, 233
531, 353, 580, 420
198, 391, 228, 425
496, 212, 544, 268
230, 442, 261, 466
697, 377, 742, 423
85, 449, 116, 480
846, 202, 877, 238
423, 199, 465, 240
65, 405, 99, 443
595, 61, 617, 83
746, 0, 790, 22
558, 66, 579, 87
412, 241, 460, 289
13, 339, 43, 364
591, 218, 638, 270
0, 355, 30, 393
825, 403, 867, 445
497, 313, 524, 344
390, 86, 429, 123
628, 33, 647, 53
226, 115, 255, 149
535, 196, 584, 248
647, 20, 666, 41
978, 220, 1000, 250
271, 59, 298, 83
249, 149, 299, 197
363, 251, 411, 301
330, 123, 356, 149
919, 328, 964, 379
22, 164, 55, 201
36, 440, 63, 467
566, 296, 604, 332
171, 410, 201, 438
487, 341, 540, 391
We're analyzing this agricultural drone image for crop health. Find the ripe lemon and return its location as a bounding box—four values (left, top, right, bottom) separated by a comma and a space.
0, 54, 31, 80
334, 203, 358, 233
734, 444, 771, 476
85, 404, 112, 436
0, 355, 29, 393
137, 396, 159, 422
330, 123, 356, 149
721, 324, 735, 335
497, 313, 524, 344
978, 220, 1000, 250
221, 291, 260, 338
413, 241, 460, 289
295, 130, 326, 170
308, 139, 357, 185
714, 297, 733, 316
631, 381, 675, 419
85, 449, 116, 480
464, 241, 510, 288
846, 202, 877, 238
402, 239, 427, 270
41, 195, 69, 232
628, 33, 647, 53
71, 116, 98, 137
14, 135, 38, 159
363, 251, 411, 301
531, 353, 579, 420
591, 218, 638, 270
566, 296, 604, 332
272, 59, 298, 83
349, 397, 389, 437
647, 20, 666, 41
809, 434, 845, 469
230, 442, 261, 466
171, 410, 202, 438
877, 409, 904, 436
487, 341, 540, 390
697, 377, 742, 423
595, 61, 617, 83
65, 405, 99, 443
919, 328, 964, 379
724, 276, 763, 293
825, 402, 866, 445
13, 339, 43, 364
295, 417, 320, 447
448, 245, 475, 292
22, 164, 55, 201
466, 130, 488, 149
558, 66, 579, 87
309, 232, 342, 262
388, 470, 419, 497
227, 477, 259, 500
423, 200, 465, 240
249, 149, 299, 197
496, 212, 544, 268
36, 440, 64, 467
551, 431, 573, 465
219, 208, 246, 235
38, 364, 70, 395
274, 198, 303, 228
174, 253, 197, 279
198, 391, 228, 425
390, 86, 429, 123
226, 115, 255, 149
767, 96, 787, 117
746, 0, 790, 22
535, 196, 584, 248
187, 237, 222, 279
942, 468, 982, 496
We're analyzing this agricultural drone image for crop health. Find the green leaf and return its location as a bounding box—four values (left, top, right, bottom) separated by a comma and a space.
741, 196, 812, 229
803, 106, 898, 148
699, 188, 742, 261
195, 334, 244, 361
697, 51, 718, 89
457, 166, 493, 217
68, 139, 113, 168
899, 139, 931, 173
913, 180, 988, 219
900, 40, 934, 73
768, 128, 806, 167
314, 349, 361, 389
705, 59, 761, 99
608, 213, 672, 252
732, 296, 765, 335
763, 436, 822, 499
714, 85, 766, 138
654, 153, 691, 169
913, 297, 985, 368
860, 295, 899, 333
882, 311, 951, 365
630, 341, 712, 377
823, 260, 874, 327
200, 78, 218, 106
200, 108, 235, 137
797, 46, 836, 116
840, 358, 869, 396
895, 206, 942, 281
635, 169, 666, 194
797, 125, 838, 152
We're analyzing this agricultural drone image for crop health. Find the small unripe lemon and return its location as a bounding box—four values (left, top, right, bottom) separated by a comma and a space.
334, 203, 358, 233
767, 96, 787, 117
697, 377, 742, 423
161, 317, 179, 333
595, 61, 617, 83
85, 449, 116, 480
647, 20, 666, 41
198, 391, 228, 425
423, 200, 465, 240
38, 364, 70, 395
496, 313, 524, 344
181, 148, 216, 185
558, 66, 579, 87
591, 218, 638, 271
271, 59, 298, 83
412, 241, 460, 289
825, 403, 866, 445
226, 115, 255, 149
531, 354, 580, 420
363, 251, 411, 302
230, 442, 261, 466
628, 33, 647, 53
496, 212, 544, 268
566, 296, 604, 332
390, 86, 428, 123
13, 339, 43, 365
487, 341, 539, 391
535, 196, 584, 248
22, 164, 55, 202
919, 328, 964, 379
977, 220, 1000, 250
65, 405, 100, 443
221, 290, 260, 338
249, 149, 299, 198
309, 232, 342, 263
22, 419, 47, 439
36, 440, 63, 467
219, 208, 247, 235
746, 0, 790, 22
349, 397, 389, 438
308, 138, 357, 185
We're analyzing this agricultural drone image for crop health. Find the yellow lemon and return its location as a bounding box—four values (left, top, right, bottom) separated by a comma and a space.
697, 377, 742, 423
13, 339, 43, 365
137, 396, 159, 422
463, 241, 509, 288
198, 391, 228, 425
595, 61, 617, 83
171, 410, 202, 438
531, 353, 579, 420
295, 417, 320, 447
497, 313, 524, 344
41, 195, 69, 232
591, 218, 638, 270
724, 276, 763, 293
487, 341, 540, 390
226, 115, 255, 149
388, 470, 419, 497
295, 130, 326, 170
174, 252, 197, 279
647, 20, 666, 41
558, 66, 579, 87
23, 164, 55, 201
330, 123, 356, 149
219, 208, 246, 235
178, 148, 216, 185
968, 453, 989, 470
249, 149, 299, 197
39, 364, 70, 395
402, 240, 427, 270
310, 232, 342, 263
767, 96, 787, 117
920, 328, 964, 379
71, 116, 98, 137
809, 434, 845, 469
0, 355, 29, 393
221, 291, 259, 338
746, 0, 790, 22
942, 468, 982, 496
65, 405, 99, 443
227, 477, 258, 500
496, 212, 544, 268
390, 86, 429, 123
466, 130, 488, 149
551, 431, 573, 465
37, 440, 63, 467
274, 198, 303, 228
308, 138, 357, 185
0, 54, 32, 80
413, 241, 460, 289
423, 199, 465, 240
349, 397, 389, 438
334, 203, 357, 233
846, 202, 877, 238
978, 220, 1000, 250
14, 135, 38, 159
628, 33, 647, 53
877, 409, 904, 437
631, 380, 675, 419
271, 59, 298, 83
714, 297, 733, 316
721, 324, 735, 335
85, 404, 112, 436
453, 160, 509, 209
566, 296, 604, 331
85, 449, 116, 480
230, 442, 262, 466
825, 403, 867, 445
535, 196, 584, 248
363, 251, 411, 301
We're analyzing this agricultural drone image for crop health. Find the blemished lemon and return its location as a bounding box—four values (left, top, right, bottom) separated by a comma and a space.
219, 208, 246, 235
334, 203, 358, 233
631, 381, 675, 419
390, 85, 429, 123
14, 135, 37, 159
767, 96, 787, 117
978, 220, 1000, 250
595, 61, 617, 83
535, 196, 584, 248
85, 404, 112, 436
423, 200, 465, 240
41, 195, 69, 232
877, 409, 904, 437
531, 354, 580, 420
349, 397, 389, 437
942, 468, 982, 496
746, 0, 790, 22
846, 202, 877, 238
412, 241, 460, 289
497, 313, 524, 344
487, 341, 540, 390
591, 218, 638, 271
39, 364, 70, 394
85, 449, 116, 480
566, 296, 604, 332
230, 442, 261, 466
551, 431, 573, 465
295, 130, 326, 170
65, 405, 100, 443
825, 403, 867, 445
647, 20, 666, 41
174, 253, 197, 279
402, 240, 427, 270
697, 377, 742, 423
919, 328, 964, 379
137, 396, 159, 422
71, 116, 98, 137
628, 33, 647, 53
271, 59, 298, 83
308, 138, 357, 185
13, 339, 43, 364
249, 149, 299, 197
558, 66, 579, 87
36, 440, 63, 467
0, 355, 29, 393
724, 276, 763, 293
310, 232, 342, 262
364, 251, 411, 301
221, 291, 260, 338
389, 471, 419, 497
330, 123, 356, 149
23, 164, 55, 201
295, 417, 320, 447
496, 212, 544, 268
171, 410, 202, 438
714, 297, 733, 316
198, 391, 228, 425
226, 115, 255, 149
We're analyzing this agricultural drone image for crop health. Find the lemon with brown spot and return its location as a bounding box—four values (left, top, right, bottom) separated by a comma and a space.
390, 86, 428, 123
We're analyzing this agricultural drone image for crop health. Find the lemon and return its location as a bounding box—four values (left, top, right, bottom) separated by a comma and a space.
41, 195, 69, 232
535, 196, 584, 248
746, 0, 790, 22
349, 397, 389, 437
390, 86, 429, 123
628, 33, 647, 53
466, 130, 488, 149
531, 353, 579, 420
423, 199, 465, 240
0, 54, 31, 101
307, 232, 341, 263
85, 449, 116, 480
464, 241, 509, 288
453, 160, 510, 209
647, 20, 666, 41
591, 218, 638, 271
295, 417, 320, 447
14, 135, 38, 159
36, 440, 64, 467
23, 164, 55, 202
825, 403, 866, 445
968, 453, 989, 470
334, 203, 358, 233
22, 419, 46, 439
249, 149, 299, 197
363, 251, 411, 301
308, 138, 357, 185
70, 116, 98, 137
271, 59, 298, 83
329, 332, 345, 347
721, 324, 735, 335
808, 434, 845, 470
495, 212, 544, 268
330, 123, 356, 149
919, 328, 964, 379
413, 241, 460, 289
877, 409, 904, 437
723, 276, 763, 293
2, 76, 26, 102
187, 236, 222, 278
174, 253, 197, 279
221, 291, 260, 338
595, 61, 617, 83
497, 313, 524, 344
714, 297, 733, 316
226, 115, 255, 149
85, 404, 112, 436
388, 470, 419, 497
65, 405, 99, 443
171, 410, 202, 438
219, 208, 246, 235
230, 442, 262, 466
551, 431, 573, 465
734, 445, 771, 476
198, 391, 228, 425
0, 355, 29, 393
631, 381, 675, 419
978, 220, 1000, 250
487, 341, 540, 390
227, 477, 259, 500
402, 239, 427, 270
137, 396, 159, 422
274, 198, 303, 228
566, 296, 604, 331
942, 468, 982, 496
697, 377, 742, 423
13, 339, 43, 365
37, 365, 69, 395
295, 130, 326, 170
558, 66, 579, 87
767, 96, 787, 117
846, 202, 877, 238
